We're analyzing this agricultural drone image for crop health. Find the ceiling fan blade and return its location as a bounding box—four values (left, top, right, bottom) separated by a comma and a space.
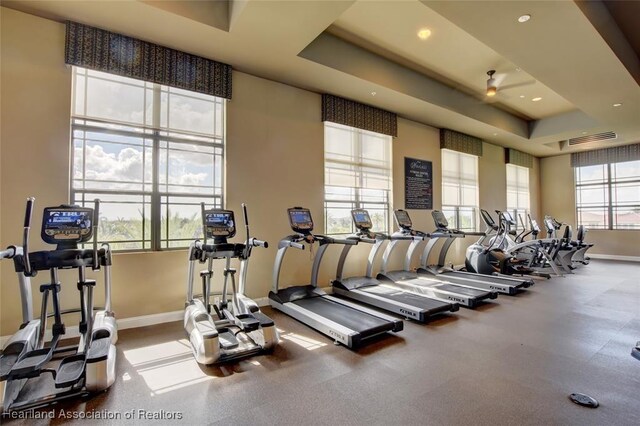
500, 80, 536, 90
493, 73, 508, 85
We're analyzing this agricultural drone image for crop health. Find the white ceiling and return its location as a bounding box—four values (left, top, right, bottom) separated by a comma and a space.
331, 1, 576, 120
2, 0, 639, 157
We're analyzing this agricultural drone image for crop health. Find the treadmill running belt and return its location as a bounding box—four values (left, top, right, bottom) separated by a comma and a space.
447, 271, 530, 287
435, 282, 490, 297
292, 297, 392, 336
360, 286, 452, 311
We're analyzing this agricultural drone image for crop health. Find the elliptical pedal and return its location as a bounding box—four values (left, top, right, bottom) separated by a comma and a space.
87, 337, 111, 362
8, 348, 54, 379
217, 328, 240, 349
0, 342, 29, 380
251, 311, 275, 328
55, 354, 86, 388
231, 312, 260, 332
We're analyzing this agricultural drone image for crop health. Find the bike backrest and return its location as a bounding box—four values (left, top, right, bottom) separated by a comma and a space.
576, 225, 587, 242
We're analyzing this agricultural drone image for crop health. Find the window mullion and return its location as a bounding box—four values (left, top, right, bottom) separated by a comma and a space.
607, 163, 613, 230
151, 84, 162, 250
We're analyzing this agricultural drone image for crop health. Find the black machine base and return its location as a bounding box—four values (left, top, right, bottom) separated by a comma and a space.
569, 393, 599, 408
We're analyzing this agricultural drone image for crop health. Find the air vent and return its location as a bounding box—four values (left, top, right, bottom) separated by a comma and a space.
568, 131, 617, 146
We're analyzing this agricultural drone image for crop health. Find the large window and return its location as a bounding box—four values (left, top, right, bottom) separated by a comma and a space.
506, 163, 530, 230
575, 160, 640, 230
442, 149, 479, 231
324, 123, 392, 234
71, 67, 225, 250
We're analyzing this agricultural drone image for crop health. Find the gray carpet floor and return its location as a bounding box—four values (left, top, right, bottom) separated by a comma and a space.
4, 260, 640, 425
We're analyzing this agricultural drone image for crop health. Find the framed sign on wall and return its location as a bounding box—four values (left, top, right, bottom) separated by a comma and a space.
405, 157, 433, 210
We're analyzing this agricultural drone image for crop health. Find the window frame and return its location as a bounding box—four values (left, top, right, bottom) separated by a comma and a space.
441, 149, 480, 232
323, 122, 393, 235
70, 67, 226, 251
575, 160, 640, 230
506, 163, 531, 230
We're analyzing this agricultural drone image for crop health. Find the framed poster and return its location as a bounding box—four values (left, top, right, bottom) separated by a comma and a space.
404, 157, 433, 210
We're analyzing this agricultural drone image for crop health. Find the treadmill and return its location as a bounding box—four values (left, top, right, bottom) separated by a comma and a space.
331, 209, 458, 322
268, 207, 402, 348
377, 210, 497, 308
417, 210, 534, 295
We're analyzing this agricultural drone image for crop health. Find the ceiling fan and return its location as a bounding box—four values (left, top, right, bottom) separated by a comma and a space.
485, 69, 535, 99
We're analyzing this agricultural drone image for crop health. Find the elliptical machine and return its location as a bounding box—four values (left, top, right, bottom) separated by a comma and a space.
184, 203, 277, 365
465, 210, 520, 276
0, 198, 117, 412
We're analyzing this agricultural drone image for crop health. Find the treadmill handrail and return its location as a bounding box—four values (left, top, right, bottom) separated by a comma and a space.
310, 237, 358, 287
335, 234, 387, 281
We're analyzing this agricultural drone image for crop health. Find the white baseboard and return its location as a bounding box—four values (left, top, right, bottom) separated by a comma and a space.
1, 298, 274, 347
589, 254, 640, 262
117, 310, 183, 331
254, 296, 269, 307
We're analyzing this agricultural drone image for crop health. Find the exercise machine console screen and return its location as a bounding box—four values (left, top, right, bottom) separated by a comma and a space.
204, 210, 236, 238
288, 208, 314, 233
351, 209, 372, 230
432, 211, 448, 229
394, 210, 412, 229
41, 207, 93, 243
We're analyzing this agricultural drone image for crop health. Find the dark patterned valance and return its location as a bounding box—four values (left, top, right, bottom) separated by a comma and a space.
570, 143, 640, 167
65, 21, 232, 99
440, 129, 483, 156
505, 148, 534, 168
321, 94, 397, 137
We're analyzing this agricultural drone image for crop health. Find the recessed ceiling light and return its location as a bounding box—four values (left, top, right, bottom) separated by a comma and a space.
518, 14, 531, 23
519, 95, 525, 98
417, 28, 431, 40
371, 91, 377, 96
532, 97, 542, 102
493, 133, 498, 136
613, 103, 622, 107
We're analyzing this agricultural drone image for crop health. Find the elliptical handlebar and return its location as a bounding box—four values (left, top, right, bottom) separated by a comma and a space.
251, 238, 268, 248
0, 246, 20, 259
200, 202, 208, 246
22, 197, 35, 277
240, 203, 269, 258
92, 199, 101, 271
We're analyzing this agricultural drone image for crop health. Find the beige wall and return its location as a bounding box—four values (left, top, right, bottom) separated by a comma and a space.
0, 8, 543, 334
1, 8, 75, 334
540, 154, 639, 257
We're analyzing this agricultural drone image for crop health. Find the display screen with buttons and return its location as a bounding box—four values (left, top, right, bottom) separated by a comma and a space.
42, 207, 93, 243
394, 210, 412, 229
288, 208, 313, 232
204, 210, 236, 238
351, 209, 372, 230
